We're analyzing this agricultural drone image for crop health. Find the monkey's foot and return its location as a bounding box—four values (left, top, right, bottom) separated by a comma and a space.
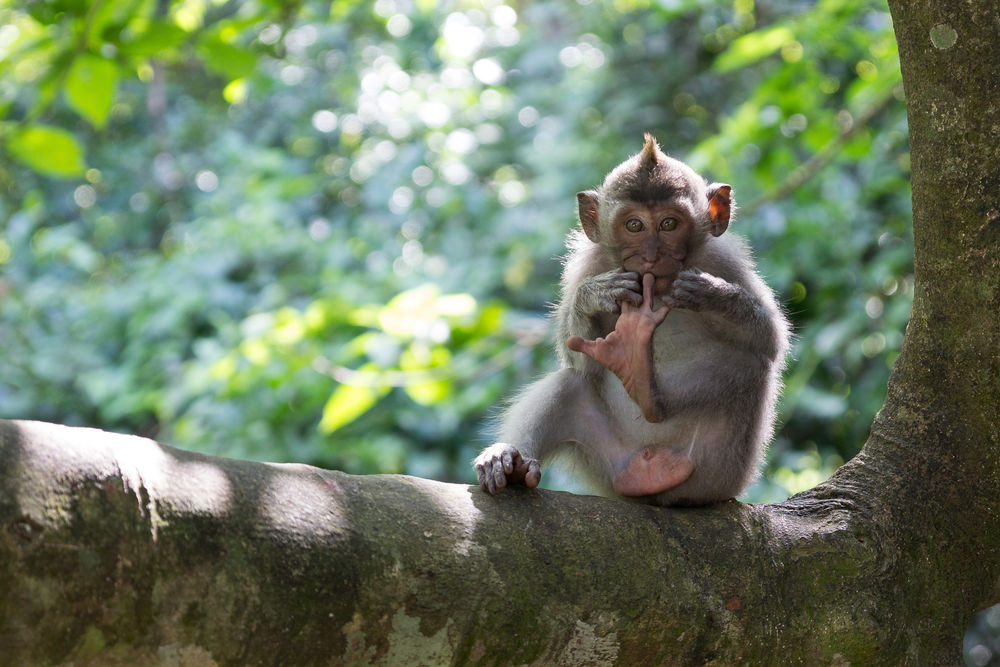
612, 446, 694, 497
474, 443, 541, 495
567, 273, 668, 423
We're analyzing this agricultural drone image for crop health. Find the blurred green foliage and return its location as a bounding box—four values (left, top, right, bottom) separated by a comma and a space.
0, 0, 911, 496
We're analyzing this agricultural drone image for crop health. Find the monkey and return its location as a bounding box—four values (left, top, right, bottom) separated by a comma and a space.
473, 134, 790, 506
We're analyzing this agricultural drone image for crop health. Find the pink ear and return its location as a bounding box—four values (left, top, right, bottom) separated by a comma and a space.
707, 183, 732, 237
577, 191, 601, 242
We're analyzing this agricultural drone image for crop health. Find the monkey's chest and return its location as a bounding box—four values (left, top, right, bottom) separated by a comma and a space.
649, 311, 723, 366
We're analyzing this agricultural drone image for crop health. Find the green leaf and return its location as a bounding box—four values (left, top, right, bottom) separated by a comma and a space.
64, 54, 118, 128
713, 26, 795, 73
85, 1, 118, 49
120, 20, 188, 57
401, 345, 452, 406
196, 36, 258, 80
404, 380, 451, 405
5, 124, 86, 177
319, 366, 389, 433
320, 384, 377, 434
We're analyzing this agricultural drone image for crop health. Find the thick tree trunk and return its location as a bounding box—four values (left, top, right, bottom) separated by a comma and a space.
1, 1, 997, 665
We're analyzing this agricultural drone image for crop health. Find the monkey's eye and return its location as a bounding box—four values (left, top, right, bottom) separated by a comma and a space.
625, 218, 644, 233
660, 218, 679, 231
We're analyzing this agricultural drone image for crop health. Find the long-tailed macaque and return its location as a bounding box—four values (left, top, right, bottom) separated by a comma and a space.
474, 134, 790, 506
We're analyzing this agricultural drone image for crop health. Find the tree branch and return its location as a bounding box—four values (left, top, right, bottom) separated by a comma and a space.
0, 418, 966, 665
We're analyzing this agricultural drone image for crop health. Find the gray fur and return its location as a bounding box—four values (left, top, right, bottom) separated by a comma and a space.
474, 140, 790, 506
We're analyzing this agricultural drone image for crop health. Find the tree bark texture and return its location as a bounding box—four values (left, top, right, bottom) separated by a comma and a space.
0, 419, 940, 665
1, 1, 998, 665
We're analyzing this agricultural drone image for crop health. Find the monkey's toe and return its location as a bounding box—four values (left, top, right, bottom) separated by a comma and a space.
475, 460, 503, 494
523, 459, 541, 488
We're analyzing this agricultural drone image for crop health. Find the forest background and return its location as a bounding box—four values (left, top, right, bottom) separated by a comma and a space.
0, 0, 994, 662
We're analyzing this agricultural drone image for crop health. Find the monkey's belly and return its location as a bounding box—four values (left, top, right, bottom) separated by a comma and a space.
600, 371, 728, 458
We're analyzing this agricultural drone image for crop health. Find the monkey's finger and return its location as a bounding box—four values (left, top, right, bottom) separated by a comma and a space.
567, 335, 597, 359
524, 459, 541, 488
620, 285, 644, 311
650, 300, 670, 324
615, 272, 642, 289
641, 273, 657, 310
501, 449, 515, 475
492, 461, 507, 490
476, 464, 496, 494
664, 296, 687, 310
606, 268, 640, 283
666, 287, 700, 311
617, 288, 643, 307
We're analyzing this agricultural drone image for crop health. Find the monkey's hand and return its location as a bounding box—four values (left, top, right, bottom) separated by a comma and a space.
576, 268, 643, 315
665, 269, 741, 312
474, 443, 542, 495
567, 273, 669, 422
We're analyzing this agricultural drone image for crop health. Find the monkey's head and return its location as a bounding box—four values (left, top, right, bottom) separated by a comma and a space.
577, 134, 732, 294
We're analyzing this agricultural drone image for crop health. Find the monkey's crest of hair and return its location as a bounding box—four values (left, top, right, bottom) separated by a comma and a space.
638, 132, 662, 169
601, 134, 703, 206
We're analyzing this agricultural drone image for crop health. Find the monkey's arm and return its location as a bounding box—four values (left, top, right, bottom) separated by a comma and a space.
554, 239, 642, 367
474, 368, 613, 495
667, 269, 785, 359
556, 267, 643, 371
567, 273, 669, 423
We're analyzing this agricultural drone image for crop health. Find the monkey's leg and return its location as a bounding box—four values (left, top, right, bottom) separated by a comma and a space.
477, 367, 642, 495
612, 445, 694, 497
477, 368, 600, 494
567, 273, 668, 423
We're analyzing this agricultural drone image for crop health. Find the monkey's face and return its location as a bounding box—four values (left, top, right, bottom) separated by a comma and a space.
612, 201, 697, 293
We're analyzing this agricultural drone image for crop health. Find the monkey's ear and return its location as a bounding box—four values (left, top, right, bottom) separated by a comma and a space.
706, 183, 732, 237
577, 191, 601, 242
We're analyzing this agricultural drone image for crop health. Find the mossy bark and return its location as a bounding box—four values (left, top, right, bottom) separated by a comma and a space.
1, 1, 998, 665
0, 420, 926, 665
